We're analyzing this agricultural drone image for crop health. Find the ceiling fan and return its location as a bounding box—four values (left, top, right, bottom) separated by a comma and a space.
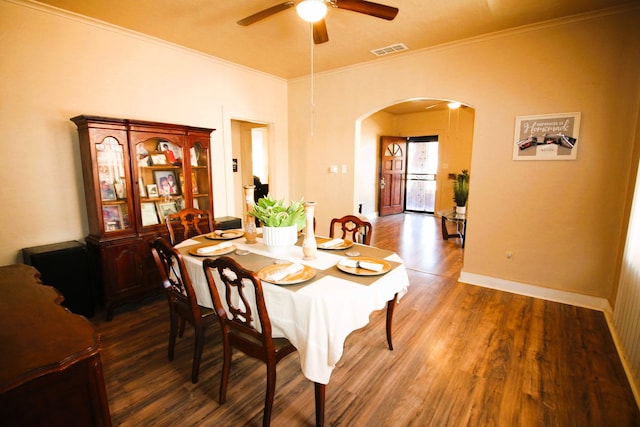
237, 0, 399, 44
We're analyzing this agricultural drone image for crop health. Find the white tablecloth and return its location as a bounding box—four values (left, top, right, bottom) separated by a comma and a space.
177, 235, 410, 384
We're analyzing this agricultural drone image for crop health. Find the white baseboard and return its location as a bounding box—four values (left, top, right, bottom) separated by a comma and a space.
459, 271, 612, 314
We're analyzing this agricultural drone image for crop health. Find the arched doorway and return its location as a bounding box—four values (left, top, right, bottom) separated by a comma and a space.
358, 99, 474, 219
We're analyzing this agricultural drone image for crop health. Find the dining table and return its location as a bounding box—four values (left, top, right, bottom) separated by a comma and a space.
175, 230, 410, 426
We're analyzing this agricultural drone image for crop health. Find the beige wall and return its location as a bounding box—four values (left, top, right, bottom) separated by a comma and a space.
0, 0, 289, 264
288, 6, 640, 302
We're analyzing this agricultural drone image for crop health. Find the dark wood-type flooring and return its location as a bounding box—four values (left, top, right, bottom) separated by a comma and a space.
93, 213, 640, 426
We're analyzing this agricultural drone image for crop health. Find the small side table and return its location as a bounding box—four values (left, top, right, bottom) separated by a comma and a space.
438, 209, 467, 247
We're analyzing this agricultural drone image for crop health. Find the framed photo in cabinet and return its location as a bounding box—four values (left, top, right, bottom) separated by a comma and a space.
139, 177, 147, 197
150, 153, 168, 165
100, 180, 117, 201
154, 170, 180, 196
147, 184, 159, 198
156, 201, 178, 223
178, 171, 198, 194
141, 202, 159, 226
157, 141, 182, 165
102, 205, 123, 231
114, 177, 126, 199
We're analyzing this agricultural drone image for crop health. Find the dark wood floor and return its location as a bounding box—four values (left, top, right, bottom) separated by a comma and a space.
93, 213, 640, 426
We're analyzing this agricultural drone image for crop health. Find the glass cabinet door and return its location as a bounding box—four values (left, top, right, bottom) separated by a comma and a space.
188, 141, 210, 211
135, 138, 184, 228
96, 136, 131, 233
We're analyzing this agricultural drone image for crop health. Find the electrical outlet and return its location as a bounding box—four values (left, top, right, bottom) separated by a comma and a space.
505, 251, 513, 261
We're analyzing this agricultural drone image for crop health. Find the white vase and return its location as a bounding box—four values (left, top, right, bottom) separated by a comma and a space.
455, 205, 466, 215
262, 225, 298, 254
302, 202, 317, 260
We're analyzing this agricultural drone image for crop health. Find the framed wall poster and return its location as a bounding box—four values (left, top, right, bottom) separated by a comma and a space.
513, 112, 581, 160
141, 202, 159, 226
154, 170, 180, 196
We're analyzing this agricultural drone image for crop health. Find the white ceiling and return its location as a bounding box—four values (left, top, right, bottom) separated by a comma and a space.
35, 0, 633, 80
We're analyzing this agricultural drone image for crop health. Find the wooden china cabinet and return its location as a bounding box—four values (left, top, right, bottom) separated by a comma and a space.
72, 115, 215, 320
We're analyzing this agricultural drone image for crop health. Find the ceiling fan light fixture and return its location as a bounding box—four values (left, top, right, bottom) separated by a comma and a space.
296, 0, 328, 22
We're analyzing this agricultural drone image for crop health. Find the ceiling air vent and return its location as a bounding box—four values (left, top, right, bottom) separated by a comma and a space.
370, 43, 409, 57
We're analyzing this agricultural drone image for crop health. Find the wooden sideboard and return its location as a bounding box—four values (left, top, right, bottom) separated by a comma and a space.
0, 264, 111, 426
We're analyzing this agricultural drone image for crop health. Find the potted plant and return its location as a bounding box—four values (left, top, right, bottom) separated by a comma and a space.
249, 194, 306, 253
453, 169, 470, 214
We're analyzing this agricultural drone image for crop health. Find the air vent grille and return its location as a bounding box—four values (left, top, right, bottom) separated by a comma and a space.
370, 43, 409, 57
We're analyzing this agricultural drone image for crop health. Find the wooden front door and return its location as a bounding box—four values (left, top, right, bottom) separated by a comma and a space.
378, 136, 406, 216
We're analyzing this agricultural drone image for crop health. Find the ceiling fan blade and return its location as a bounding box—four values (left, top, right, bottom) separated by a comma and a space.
334, 0, 399, 20
237, 1, 295, 26
313, 19, 329, 44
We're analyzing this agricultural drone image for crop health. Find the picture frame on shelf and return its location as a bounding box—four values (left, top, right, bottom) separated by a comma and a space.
178, 171, 199, 194
139, 177, 146, 197
141, 202, 159, 226
191, 172, 199, 194
150, 152, 168, 166
147, 184, 159, 198
156, 201, 178, 223
190, 147, 199, 167
114, 177, 126, 199
102, 205, 123, 231
154, 170, 180, 196
100, 180, 117, 201
156, 141, 182, 165
175, 197, 185, 211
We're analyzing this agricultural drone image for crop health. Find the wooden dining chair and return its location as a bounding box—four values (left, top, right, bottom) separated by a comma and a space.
329, 214, 398, 350
165, 207, 214, 245
150, 237, 217, 383
202, 256, 297, 427
329, 214, 372, 245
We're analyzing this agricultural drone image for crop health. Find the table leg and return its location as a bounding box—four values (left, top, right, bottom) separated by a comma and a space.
462, 219, 467, 248
386, 294, 398, 350
314, 382, 325, 427
440, 216, 449, 240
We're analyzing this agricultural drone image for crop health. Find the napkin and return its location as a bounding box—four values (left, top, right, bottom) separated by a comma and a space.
318, 238, 344, 249
338, 259, 384, 272
266, 263, 304, 282
197, 241, 233, 254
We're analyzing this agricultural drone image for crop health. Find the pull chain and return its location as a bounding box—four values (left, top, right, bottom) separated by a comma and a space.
310, 22, 315, 137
